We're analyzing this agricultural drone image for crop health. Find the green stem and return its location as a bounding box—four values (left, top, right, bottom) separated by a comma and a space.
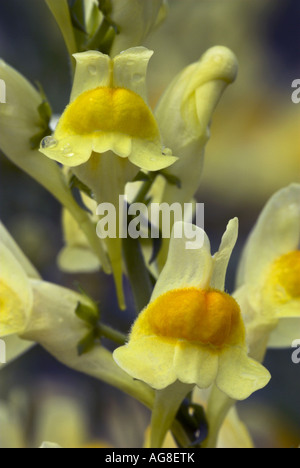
203, 385, 235, 448
150, 382, 193, 448
86, 17, 110, 50
46, 0, 78, 67
99, 323, 127, 346
122, 236, 153, 313
170, 419, 191, 448
133, 179, 153, 204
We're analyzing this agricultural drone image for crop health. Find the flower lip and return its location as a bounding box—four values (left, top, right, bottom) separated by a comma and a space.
57, 86, 160, 141
134, 287, 245, 349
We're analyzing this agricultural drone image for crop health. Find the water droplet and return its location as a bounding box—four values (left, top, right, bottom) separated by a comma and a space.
162, 147, 172, 156
88, 65, 97, 75
41, 136, 57, 149
61, 143, 75, 158
61, 144, 72, 154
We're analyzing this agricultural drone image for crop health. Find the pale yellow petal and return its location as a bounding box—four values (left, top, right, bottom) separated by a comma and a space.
240, 184, 300, 304
113, 336, 177, 390
129, 139, 177, 172
93, 133, 132, 158
71, 51, 111, 102
113, 47, 153, 102
218, 407, 254, 449
58, 247, 101, 273
174, 341, 218, 389
0, 244, 33, 337
59, 206, 101, 273
216, 347, 271, 400
211, 218, 239, 290
156, 46, 237, 158
268, 317, 300, 349
0, 222, 40, 279
234, 286, 276, 362
40, 134, 93, 167
271, 301, 300, 319
0, 335, 34, 369
151, 222, 213, 301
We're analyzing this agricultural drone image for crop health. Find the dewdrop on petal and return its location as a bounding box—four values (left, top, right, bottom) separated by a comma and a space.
40, 47, 178, 309
40, 48, 177, 172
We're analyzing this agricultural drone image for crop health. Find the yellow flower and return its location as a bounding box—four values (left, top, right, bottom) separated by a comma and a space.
58, 193, 101, 274
0, 59, 70, 202
0, 59, 109, 274
235, 184, 300, 361
39, 47, 176, 171
0, 223, 153, 408
154, 46, 238, 207
149, 46, 238, 269
114, 219, 270, 401
0, 223, 38, 338
39, 47, 177, 308
0, 222, 39, 366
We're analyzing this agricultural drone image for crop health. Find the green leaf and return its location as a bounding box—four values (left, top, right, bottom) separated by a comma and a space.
149, 236, 163, 265
86, 16, 112, 50
36, 83, 52, 121
75, 301, 99, 326
29, 83, 52, 150
160, 170, 182, 189
69, 174, 94, 199
98, 0, 112, 16
68, 0, 87, 34
77, 329, 99, 356
122, 235, 153, 314
74, 284, 99, 326
132, 171, 152, 183
46, 0, 78, 56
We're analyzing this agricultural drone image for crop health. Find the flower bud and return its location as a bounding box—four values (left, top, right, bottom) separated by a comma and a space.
110, 0, 168, 56
155, 46, 238, 206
